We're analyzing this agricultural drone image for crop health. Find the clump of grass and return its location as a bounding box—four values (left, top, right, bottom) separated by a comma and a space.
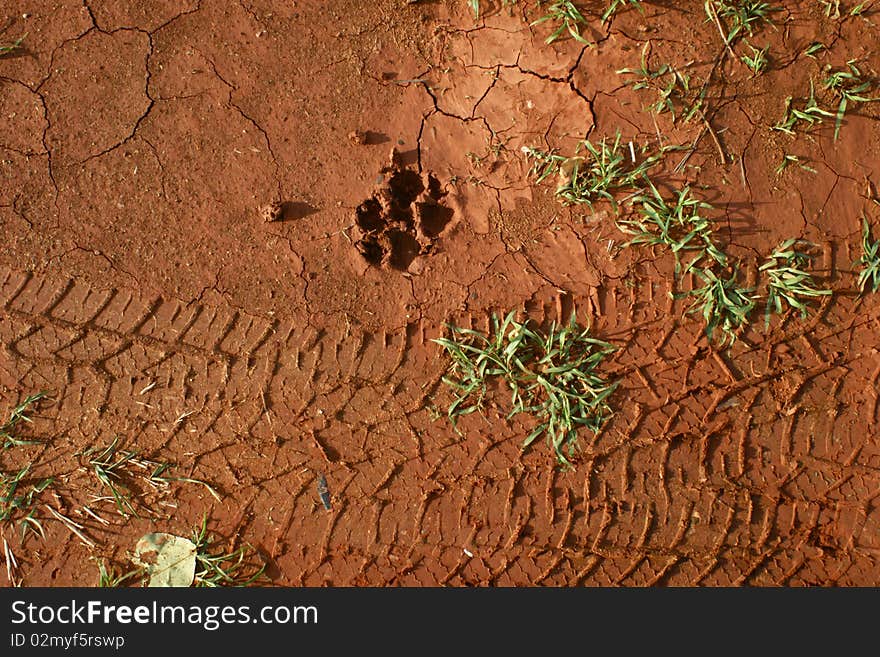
96, 559, 143, 587
82, 437, 140, 517
81, 437, 220, 518
617, 179, 728, 274
0, 393, 52, 538
434, 311, 618, 465
676, 267, 756, 347
524, 132, 662, 209
772, 80, 836, 134
707, 0, 776, 44
803, 42, 826, 58
531, 1, 590, 44
603, 0, 643, 22
775, 153, 817, 175
740, 42, 769, 75
617, 44, 703, 121
191, 516, 266, 587
0, 34, 25, 57
759, 239, 832, 326
774, 63, 880, 139
856, 216, 880, 295
0, 467, 52, 532
822, 60, 880, 140
848, 1, 872, 17
819, 0, 872, 18
1, 392, 47, 449
819, 0, 842, 17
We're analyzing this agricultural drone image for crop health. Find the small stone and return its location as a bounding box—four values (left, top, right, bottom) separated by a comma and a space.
348, 130, 367, 145
259, 202, 283, 222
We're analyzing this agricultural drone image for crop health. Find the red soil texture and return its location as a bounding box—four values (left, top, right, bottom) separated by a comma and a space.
1, 0, 880, 586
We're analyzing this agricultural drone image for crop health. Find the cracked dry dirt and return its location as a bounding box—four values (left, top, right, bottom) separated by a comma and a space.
1, 0, 880, 586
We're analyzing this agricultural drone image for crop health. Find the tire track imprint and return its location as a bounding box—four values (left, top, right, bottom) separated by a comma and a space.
3, 263, 878, 585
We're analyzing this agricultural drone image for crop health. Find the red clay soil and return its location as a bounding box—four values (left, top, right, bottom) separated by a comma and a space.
1, 0, 880, 586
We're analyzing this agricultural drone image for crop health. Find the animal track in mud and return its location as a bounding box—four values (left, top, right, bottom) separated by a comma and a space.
353, 155, 453, 271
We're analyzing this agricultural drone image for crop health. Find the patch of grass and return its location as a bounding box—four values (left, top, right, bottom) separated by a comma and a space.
818, 0, 840, 18
759, 239, 832, 327
856, 216, 880, 295
0, 34, 25, 57
603, 0, 643, 22
96, 559, 143, 587
708, 0, 776, 43
617, 44, 703, 121
0, 393, 52, 538
848, 1, 872, 16
531, 1, 590, 44
1, 392, 47, 449
818, 0, 872, 18
822, 60, 880, 140
191, 516, 267, 587
0, 467, 51, 533
772, 80, 836, 134
81, 437, 141, 517
676, 267, 756, 347
524, 131, 662, 209
434, 311, 618, 465
81, 437, 220, 518
775, 153, 817, 175
740, 42, 769, 75
803, 41, 826, 58
618, 179, 728, 274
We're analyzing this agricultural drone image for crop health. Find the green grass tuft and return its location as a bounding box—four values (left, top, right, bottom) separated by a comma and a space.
617, 179, 728, 274
1, 392, 48, 449
81, 437, 220, 518
525, 131, 662, 209
96, 560, 143, 587
822, 60, 880, 140
759, 239, 832, 326
0, 393, 52, 537
617, 44, 703, 121
531, 1, 590, 44
191, 516, 267, 587
772, 80, 836, 135
707, 0, 776, 44
774, 153, 817, 175
434, 311, 618, 465
740, 41, 769, 75
856, 216, 880, 295
676, 267, 756, 347
603, 0, 643, 22
0, 34, 25, 57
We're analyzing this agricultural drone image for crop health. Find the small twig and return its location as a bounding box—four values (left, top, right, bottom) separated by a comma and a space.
674, 125, 709, 172
650, 111, 664, 148
865, 176, 878, 203
81, 505, 112, 526
706, 1, 738, 61
700, 110, 728, 164
260, 389, 273, 427
44, 505, 96, 548
3, 538, 18, 586
174, 410, 195, 425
